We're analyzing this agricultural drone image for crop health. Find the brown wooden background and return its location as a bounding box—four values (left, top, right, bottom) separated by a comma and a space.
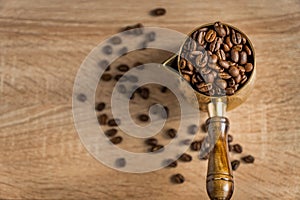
0, 0, 299, 199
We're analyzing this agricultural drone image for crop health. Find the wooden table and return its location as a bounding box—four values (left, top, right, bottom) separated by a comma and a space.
1, 0, 299, 199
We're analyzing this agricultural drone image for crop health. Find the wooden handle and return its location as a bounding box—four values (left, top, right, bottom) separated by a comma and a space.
206, 117, 234, 200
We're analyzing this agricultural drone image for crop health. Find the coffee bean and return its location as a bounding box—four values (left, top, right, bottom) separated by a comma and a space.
179, 153, 192, 162
195, 51, 208, 68
117, 64, 129, 72
98, 114, 108, 125
229, 66, 239, 77
138, 114, 149, 122
179, 59, 187, 69
228, 134, 233, 143
166, 128, 177, 139
146, 31, 156, 42
240, 75, 248, 85
115, 158, 126, 168
119, 47, 128, 55
216, 49, 226, 60
244, 45, 252, 55
214, 22, 226, 37
139, 87, 150, 99
231, 160, 240, 171
196, 31, 206, 46
215, 78, 227, 89
219, 60, 230, 69
114, 74, 127, 82
105, 128, 118, 137
223, 43, 231, 52
145, 138, 158, 146
245, 63, 253, 72
128, 75, 138, 83
102, 45, 113, 55
204, 73, 214, 83
117, 84, 127, 94
239, 51, 247, 65
231, 49, 239, 63
95, 102, 106, 111
228, 144, 233, 152
110, 136, 123, 144
165, 159, 177, 168
218, 72, 231, 79
231, 29, 242, 45
150, 8, 166, 16
205, 29, 217, 43
110, 36, 122, 45
160, 86, 168, 93
108, 118, 121, 126
228, 78, 235, 87
209, 54, 218, 64
232, 144, 243, 153
241, 155, 255, 163
150, 145, 164, 152
209, 37, 222, 52
188, 124, 199, 135
101, 73, 112, 81
190, 140, 202, 151
171, 174, 185, 184
234, 74, 242, 84
233, 44, 243, 52
77, 93, 87, 102
197, 82, 212, 93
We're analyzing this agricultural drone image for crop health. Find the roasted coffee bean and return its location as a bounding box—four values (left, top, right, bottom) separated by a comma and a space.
245, 63, 253, 72
223, 43, 231, 52
231, 29, 242, 44
138, 114, 149, 122
183, 74, 191, 82
209, 54, 218, 64
228, 134, 233, 143
239, 51, 248, 65
110, 36, 122, 45
98, 60, 110, 71
186, 61, 194, 71
145, 138, 158, 146
98, 114, 108, 125
101, 73, 112, 81
209, 37, 222, 52
234, 74, 242, 84
238, 66, 246, 75
110, 136, 123, 144
197, 30, 206, 45
226, 87, 235, 95
114, 74, 127, 82
119, 47, 128, 55
171, 174, 185, 184
95, 102, 106, 111
205, 29, 217, 43
244, 45, 252, 55
204, 73, 215, 83
197, 82, 212, 93
234, 84, 239, 91
139, 87, 150, 99
117, 84, 127, 94
214, 22, 226, 37
231, 160, 240, 171
228, 78, 235, 87
242, 36, 247, 44
188, 124, 199, 134
228, 144, 233, 152
122, 23, 144, 33
179, 59, 187, 69
150, 8, 166, 16
165, 159, 177, 168
77, 93, 87, 102
191, 74, 198, 84
146, 31, 156, 42
232, 144, 243, 153
102, 45, 113, 55
240, 75, 248, 85
195, 51, 208, 67
179, 153, 192, 162
108, 118, 121, 126
150, 145, 164, 152
218, 72, 231, 79
229, 66, 239, 77
105, 128, 118, 137
190, 140, 202, 151
128, 75, 138, 83
233, 44, 243, 52
199, 67, 211, 75
241, 155, 255, 163
166, 128, 177, 138
215, 78, 227, 89
161, 106, 169, 119
216, 49, 226, 61
160, 86, 168, 93
225, 36, 233, 48
115, 158, 126, 168
219, 60, 230, 69
231, 49, 239, 63
117, 64, 129, 72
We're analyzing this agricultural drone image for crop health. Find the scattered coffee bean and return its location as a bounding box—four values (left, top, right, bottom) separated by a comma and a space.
102, 45, 113, 55
166, 128, 177, 138
179, 153, 192, 162
150, 8, 166, 16
228, 144, 233, 152
165, 159, 178, 168
117, 64, 129, 72
228, 134, 233, 143
114, 74, 127, 82
139, 87, 150, 99
188, 124, 199, 134
110, 136, 123, 144
128, 75, 138, 83
190, 140, 202, 151
98, 114, 108, 125
115, 158, 126, 168
245, 63, 253, 72
101, 73, 112, 81
105, 128, 118, 137
110, 36, 122, 45
160, 86, 168, 93
145, 138, 158, 146
77, 93, 87, 102
171, 174, 185, 184
138, 114, 149, 122
108, 118, 121, 126
122, 23, 144, 35
146, 31, 156, 42
241, 155, 255, 163
231, 160, 240, 171
232, 144, 243, 153
150, 144, 164, 152
95, 102, 106, 111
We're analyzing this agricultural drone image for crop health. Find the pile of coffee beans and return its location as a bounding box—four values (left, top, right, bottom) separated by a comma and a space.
179, 21, 254, 96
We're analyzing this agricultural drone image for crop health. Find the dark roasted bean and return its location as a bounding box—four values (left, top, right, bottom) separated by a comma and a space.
160, 86, 168, 93
117, 64, 129, 72
197, 82, 212, 93
231, 160, 240, 171
179, 153, 192, 162
197, 31, 206, 45
244, 45, 252, 55
139, 87, 150, 99
165, 128, 177, 138
115, 158, 126, 168
216, 49, 226, 60
231, 29, 242, 44
241, 155, 255, 163
101, 73, 112, 81
183, 74, 191, 82
215, 78, 227, 89
190, 140, 202, 151
138, 114, 149, 122
145, 138, 158, 146
229, 66, 240, 77
105, 128, 118, 137
95, 102, 106, 111
205, 29, 217, 42
231, 49, 239, 63
235, 74, 242, 84
239, 51, 247, 65
204, 73, 215, 83
114, 74, 127, 82
103, 45, 113, 55
233, 44, 243, 52
179, 59, 187, 69
150, 8, 166, 16
110, 36, 122, 45
165, 159, 177, 168
108, 118, 121, 126
77, 93, 87, 102
245, 63, 254, 72
228, 144, 233, 152
223, 43, 231, 52
195, 52, 208, 68
228, 134, 233, 143
232, 144, 243, 153
214, 22, 226, 37
171, 174, 185, 184
150, 144, 164, 152
219, 60, 230, 69
225, 36, 233, 48
228, 78, 235, 87
98, 114, 108, 125
209, 37, 222, 52
110, 136, 123, 144
226, 87, 234, 95
218, 72, 231, 79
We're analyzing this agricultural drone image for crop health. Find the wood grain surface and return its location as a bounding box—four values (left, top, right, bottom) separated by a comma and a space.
0, 0, 300, 199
